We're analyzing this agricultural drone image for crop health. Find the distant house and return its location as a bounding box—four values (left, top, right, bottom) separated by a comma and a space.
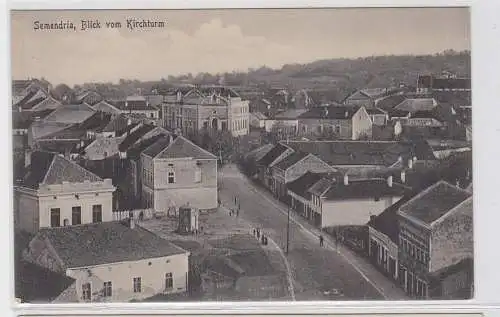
343, 88, 389, 108
112, 96, 160, 119
22, 221, 190, 302
270, 152, 335, 201
416, 74, 471, 94
74, 90, 103, 106
297, 106, 372, 140
264, 109, 308, 134
14, 89, 62, 113
366, 107, 388, 126
308, 175, 407, 228
90, 100, 123, 116
13, 151, 116, 233
140, 135, 218, 214
294, 89, 343, 109
287, 171, 331, 221
249, 112, 267, 129
12, 78, 52, 106
42, 103, 97, 125
397, 181, 473, 299
256, 143, 294, 189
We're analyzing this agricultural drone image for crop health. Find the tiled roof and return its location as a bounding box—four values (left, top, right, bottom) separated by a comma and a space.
21, 151, 102, 189
250, 112, 268, 120
395, 98, 437, 112
16, 261, 75, 303
100, 113, 140, 134
12, 80, 32, 95
143, 135, 217, 160
298, 106, 359, 120
12, 110, 54, 130
90, 100, 121, 115
42, 104, 96, 124
274, 109, 307, 120
42, 112, 113, 140
308, 176, 336, 196
118, 124, 156, 152
376, 94, 407, 111
283, 140, 435, 166
244, 144, 274, 162
36, 140, 85, 155
257, 143, 291, 167
274, 152, 309, 171
127, 133, 169, 160
366, 107, 386, 115
323, 178, 407, 200
37, 221, 188, 268
399, 181, 471, 225
287, 171, 329, 199
429, 257, 473, 281
83, 137, 126, 160
368, 196, 414, 244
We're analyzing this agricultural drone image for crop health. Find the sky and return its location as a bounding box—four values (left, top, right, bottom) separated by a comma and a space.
10, 8, 470, 86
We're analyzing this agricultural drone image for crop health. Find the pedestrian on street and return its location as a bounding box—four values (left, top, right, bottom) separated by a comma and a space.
236, 208, 240, 217
261, 234, 265, 245
253, 228, 256, 236
319, 234, 324, 247
257, 229, 260, 239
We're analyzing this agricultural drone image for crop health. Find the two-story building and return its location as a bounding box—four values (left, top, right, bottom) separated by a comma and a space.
256, 143, 294, 190
270, 151, 335, 202
343, 88, 389, 108
14, 151, 116, 233
162, 86, 249, 137
297, 106, 373, 140
397, 181, 473, 299
286, 171, 332, 221
140, 134, 218, 214
22, 220, 190, 302
112, 96, 160, 120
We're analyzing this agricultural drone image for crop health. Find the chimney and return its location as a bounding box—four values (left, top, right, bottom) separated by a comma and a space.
343, 174, 349, 186
408, 158, 413, 169
400, 171, 406, 184
387, 175, 393, 187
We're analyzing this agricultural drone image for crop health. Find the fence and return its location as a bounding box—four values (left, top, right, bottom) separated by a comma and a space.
112, 208, 155, 221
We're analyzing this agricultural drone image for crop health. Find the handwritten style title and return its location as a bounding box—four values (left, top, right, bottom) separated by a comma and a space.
33, 18, 167, 31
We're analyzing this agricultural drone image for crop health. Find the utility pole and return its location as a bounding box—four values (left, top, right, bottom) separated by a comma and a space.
286, 205, 290, 255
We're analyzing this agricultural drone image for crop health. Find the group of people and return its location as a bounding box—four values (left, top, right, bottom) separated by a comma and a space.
252, 227, 268, 245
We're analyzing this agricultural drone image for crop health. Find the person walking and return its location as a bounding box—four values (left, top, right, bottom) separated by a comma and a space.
257, 228, 261, 239
319, 234, 324, 247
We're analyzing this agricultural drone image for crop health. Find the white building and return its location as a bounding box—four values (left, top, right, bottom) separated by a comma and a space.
22, 220, 190, 302
14, 151, 116, 233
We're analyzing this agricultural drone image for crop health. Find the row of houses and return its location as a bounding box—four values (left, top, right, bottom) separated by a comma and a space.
243, 139, 473, 299
12, 81, 222, 302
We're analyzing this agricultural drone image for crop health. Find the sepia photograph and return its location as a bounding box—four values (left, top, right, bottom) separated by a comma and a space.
10, 7, 473, 303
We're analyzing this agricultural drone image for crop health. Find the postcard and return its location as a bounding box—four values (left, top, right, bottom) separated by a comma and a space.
10, 7, 473, 304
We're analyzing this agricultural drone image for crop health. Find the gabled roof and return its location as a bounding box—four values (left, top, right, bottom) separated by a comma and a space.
322, 178, 407, 201
142, 135, 217, 160
21, 151, 103, 189
283, 140, 436, 166
36, 221, 188, 269
376, 94, 407, 111
399, 181, 472, 225
12, 109, 54, 130
42, 104, 96, 124
365, 108, 386, 115
99, 113, 140, 134
274, 109, 307, 120
303, 89, 344, 106
287, 171, 330, 200
368, 196, 414, 244
36, 139, 87, 155
274, 152, 310, 171
90, 100, 122, 115
127, 133, 169, 160
308, 176, 336, 197
395, 98, 437, 112
244, 144, 274, 162
257, 143, 291, 167
42, 112, 113, 140
298, 106, 360, 120
118, 124, 156, 152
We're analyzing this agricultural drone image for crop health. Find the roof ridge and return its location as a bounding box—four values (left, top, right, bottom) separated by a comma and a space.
430, 195, 472, 228
57, 154, 104, 182
40, 153, 57, 185
174, 135, 218, 159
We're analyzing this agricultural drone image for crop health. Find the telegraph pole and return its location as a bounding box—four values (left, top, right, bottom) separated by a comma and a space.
286, 205, 290, 255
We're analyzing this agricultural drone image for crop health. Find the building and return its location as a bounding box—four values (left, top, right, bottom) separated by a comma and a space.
270, 152, 334, 201
343, 88, 389, 107
286, 171, 331, 221
162, 86, 250, 137
249, 112, 268, 129
22, 221, 190, 302
297, 106, 372, 140
294, 89, 344, 109
90, 100, 123, 116
14, 151, 116, 233
140, 134, 218, 214
12, 78, 52, 106
112, 96, 160, 119
367, 197, 413, 281
256, 143, 294, 189
74, 90, 103, 106
41, 103, 97, 125
397, 181, 473, 299
309, 175, 406, 228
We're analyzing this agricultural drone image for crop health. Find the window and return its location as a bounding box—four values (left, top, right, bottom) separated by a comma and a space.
335, 126, 341, 134
92, 205, 102, 223
50, 208, 60, 227
103, 281, 112, 297
168, 171, 175, 184
72, 206, 82, 225
195, 167, 202, 183
165, 273, 173, 290
82, 283, 91, 301
133, 277, 142, 293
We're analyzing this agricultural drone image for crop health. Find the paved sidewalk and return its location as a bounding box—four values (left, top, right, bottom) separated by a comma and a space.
228, 165, 409, 300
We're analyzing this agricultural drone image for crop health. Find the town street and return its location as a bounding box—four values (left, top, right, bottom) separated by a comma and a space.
218, 164, 409, 301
